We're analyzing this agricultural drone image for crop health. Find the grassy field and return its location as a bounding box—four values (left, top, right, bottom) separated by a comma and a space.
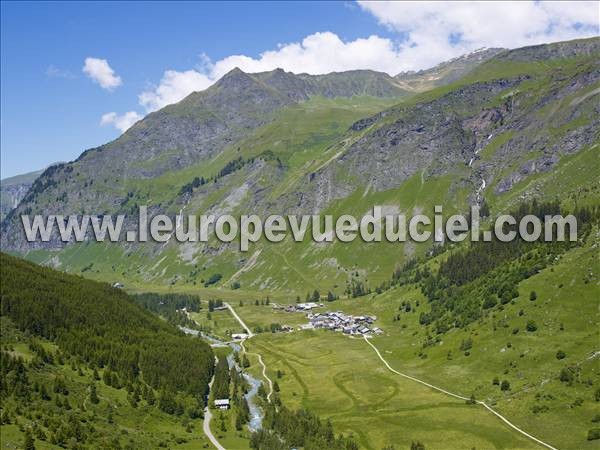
230, 302, 309, 332
245, 331, 539, 450
189, 308, 248, 341
189, 304, 542, 448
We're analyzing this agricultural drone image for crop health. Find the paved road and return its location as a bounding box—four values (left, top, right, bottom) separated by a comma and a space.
203, 373, 225, 450
363, 335, 557, 450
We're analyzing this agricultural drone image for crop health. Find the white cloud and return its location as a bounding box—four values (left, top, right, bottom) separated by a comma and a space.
139, 69, 213, 112
135, 1, 598, 112
139, 33, 410, 111
358, 1, 599, 69
212, 33, 408, 76
83, 57, 122, 91
100, 111, 141, 133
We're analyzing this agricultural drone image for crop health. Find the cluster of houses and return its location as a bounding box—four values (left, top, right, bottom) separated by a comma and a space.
304, 311, 383, 336
279, 302, 324, 312
272, 302, 383, 336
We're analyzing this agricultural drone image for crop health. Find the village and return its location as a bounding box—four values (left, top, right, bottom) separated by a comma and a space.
273, 302, 383, 336
304, 310, 383, 336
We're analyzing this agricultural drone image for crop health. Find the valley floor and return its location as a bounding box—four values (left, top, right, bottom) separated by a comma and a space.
193, 236, 599, 449
246, 331, 540, 450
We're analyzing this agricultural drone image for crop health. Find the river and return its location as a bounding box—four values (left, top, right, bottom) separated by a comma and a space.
180, 326, 264, 430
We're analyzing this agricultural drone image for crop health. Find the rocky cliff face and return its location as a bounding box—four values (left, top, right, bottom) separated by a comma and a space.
0, 169, 44, 221
296, 78, 523, 211
279, 41, 599, 216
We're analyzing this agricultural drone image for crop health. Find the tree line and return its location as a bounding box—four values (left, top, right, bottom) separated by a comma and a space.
133, 291, 202, 329
250, 404, 359, 450
378, 201, 600, 333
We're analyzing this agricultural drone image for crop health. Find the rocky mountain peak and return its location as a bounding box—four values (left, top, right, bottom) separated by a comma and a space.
214, 67, 258, 90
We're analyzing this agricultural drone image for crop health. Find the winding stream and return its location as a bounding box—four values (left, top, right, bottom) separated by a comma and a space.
180, 326, 264, 430
243, 373, 263, 431
227, 353, 264, 431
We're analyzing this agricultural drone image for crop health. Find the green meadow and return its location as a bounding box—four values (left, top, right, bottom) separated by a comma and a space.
245, 331, 538, 450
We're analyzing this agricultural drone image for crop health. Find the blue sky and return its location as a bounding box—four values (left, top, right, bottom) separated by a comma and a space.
1, 1, 598, 178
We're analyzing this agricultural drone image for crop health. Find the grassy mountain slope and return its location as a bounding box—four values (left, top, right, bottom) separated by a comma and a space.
0, 253, 215, 448
351, 236, 600, 449
0, 317, 216, 449
2, 38, 599, 297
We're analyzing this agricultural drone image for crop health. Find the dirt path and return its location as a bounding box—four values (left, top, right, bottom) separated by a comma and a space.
363, 336, 558, 450
240, 340, 273, 402
224, 302, 254, 337
225, 303, 273, 402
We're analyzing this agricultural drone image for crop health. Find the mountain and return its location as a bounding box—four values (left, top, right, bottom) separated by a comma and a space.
0, 68, 408, 250
255, 68, 408, 99
1, 37, 599, 295
61, 68, 409, 180
0, 169, 44, 221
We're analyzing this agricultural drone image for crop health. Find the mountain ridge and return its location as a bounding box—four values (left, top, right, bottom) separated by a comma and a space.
395, 47, 505, 91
